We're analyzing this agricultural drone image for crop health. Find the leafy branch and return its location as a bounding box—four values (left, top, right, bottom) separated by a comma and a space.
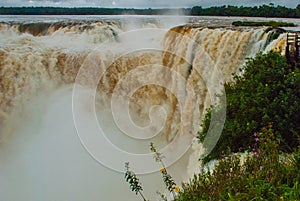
125, 162, 148, 201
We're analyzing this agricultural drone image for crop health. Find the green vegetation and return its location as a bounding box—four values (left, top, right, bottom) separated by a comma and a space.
191, 4, 300, 18
185, 52, 299, 200
232, 21, 296, 28
0, 4, 299, 18
125, 162, 148, 201
0, 6, 190, 15
176, 127, 300, 200
199, 51, 300, 163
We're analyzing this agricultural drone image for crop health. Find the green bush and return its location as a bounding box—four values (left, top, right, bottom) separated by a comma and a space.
199, 51, 300, 163
176, 127, 300, 201
232, 20, 296, 28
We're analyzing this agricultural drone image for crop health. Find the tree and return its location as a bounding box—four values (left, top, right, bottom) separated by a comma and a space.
297, 4, 300, 17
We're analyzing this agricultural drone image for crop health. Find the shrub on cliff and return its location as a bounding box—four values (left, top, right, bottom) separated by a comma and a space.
176, 127, 300, 201
199, 51, 300, 163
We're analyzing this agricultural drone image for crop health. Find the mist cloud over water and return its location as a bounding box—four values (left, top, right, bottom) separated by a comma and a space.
0, 86, 181, 201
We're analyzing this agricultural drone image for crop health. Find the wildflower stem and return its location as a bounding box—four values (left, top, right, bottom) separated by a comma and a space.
124, 162, 148, 201
138, 191, 147, 201
150, 142, 177, 200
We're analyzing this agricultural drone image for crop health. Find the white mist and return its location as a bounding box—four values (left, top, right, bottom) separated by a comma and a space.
0, 86, 191, 201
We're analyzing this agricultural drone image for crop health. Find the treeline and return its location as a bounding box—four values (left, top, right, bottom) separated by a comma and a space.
191, 4, 300, 18
0, 6, 190, 15
0, 4, 299, 18
232, 21, 296, 27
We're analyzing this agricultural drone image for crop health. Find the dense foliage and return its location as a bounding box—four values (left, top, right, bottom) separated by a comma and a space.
0, 6, 190, 15
191, 4, 300, 18
232, 21, 296, 28
176, 127, 300, 201
199, 52, 300, 163
0, 4, 299, 18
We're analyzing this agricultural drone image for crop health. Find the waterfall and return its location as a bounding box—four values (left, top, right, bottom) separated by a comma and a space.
0, 20, 286, 201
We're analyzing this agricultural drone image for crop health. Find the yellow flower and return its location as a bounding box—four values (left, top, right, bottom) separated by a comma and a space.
159, 167, 166, 173
174, 186, 180, 193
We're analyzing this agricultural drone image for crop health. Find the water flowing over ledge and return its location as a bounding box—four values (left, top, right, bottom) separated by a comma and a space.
0, 21, 285, 134
0, 17, 291, 201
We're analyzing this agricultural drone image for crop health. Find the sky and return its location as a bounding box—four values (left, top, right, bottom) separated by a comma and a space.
0, 0, 298, 8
